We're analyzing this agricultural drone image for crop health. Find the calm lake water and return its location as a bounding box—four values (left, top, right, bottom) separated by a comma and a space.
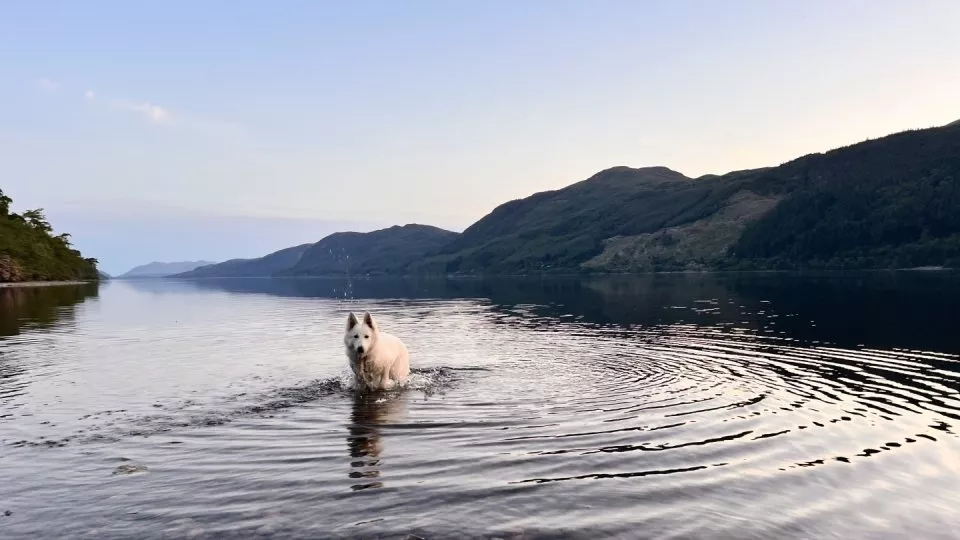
2, 273, 959, 539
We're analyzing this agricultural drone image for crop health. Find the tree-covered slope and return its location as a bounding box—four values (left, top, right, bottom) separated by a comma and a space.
727, 122, 960, 269
174, 118, 960, 276
280, 224, 459, 277
418, 121, 960, 274
0, 190, 99, 282
412, 166, 773, 274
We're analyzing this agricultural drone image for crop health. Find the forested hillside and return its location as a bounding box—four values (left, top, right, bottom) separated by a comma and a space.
0, 189, 99, 282
171, 120, 960, 276
419, 121, 960, 273
726, 124, 960, 269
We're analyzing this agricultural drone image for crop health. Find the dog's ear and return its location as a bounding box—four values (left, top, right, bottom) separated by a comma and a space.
363, 312, 378, 331
346, 312, 359, 330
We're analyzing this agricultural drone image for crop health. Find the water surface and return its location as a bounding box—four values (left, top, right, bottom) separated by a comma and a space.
2, 273, 959, 538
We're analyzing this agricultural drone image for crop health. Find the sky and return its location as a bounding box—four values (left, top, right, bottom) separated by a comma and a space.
2, 0, 959, 275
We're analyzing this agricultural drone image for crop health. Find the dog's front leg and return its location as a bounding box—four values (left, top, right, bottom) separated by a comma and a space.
349, 360, 364, 389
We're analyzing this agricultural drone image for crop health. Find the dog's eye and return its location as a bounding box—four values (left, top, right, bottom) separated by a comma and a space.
364, 334, 369, 339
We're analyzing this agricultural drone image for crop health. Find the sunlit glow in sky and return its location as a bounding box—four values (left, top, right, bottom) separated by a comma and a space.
2, 1, 958, 273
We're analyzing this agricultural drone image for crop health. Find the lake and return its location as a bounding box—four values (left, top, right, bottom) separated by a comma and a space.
2, 273, 959, 539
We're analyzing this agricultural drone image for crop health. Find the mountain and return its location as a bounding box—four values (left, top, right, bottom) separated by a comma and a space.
174, 244, 313, 278
280, 225, 459, 276
98, 271, 111, 280
0, 190, 100, 283
120, 261, 217, 278
412, 165, 776, 274
413, 121, 960, 273
725, 122, 960, 270
172, 225, 458, 279
168, 118, 960, 277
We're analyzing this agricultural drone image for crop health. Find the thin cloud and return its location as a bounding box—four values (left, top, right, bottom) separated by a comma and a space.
65, 84, 252, 139
36, 78, 59, 93
29, 75, 250, 142
110, 98, 248, 139
111, 100, 172, 124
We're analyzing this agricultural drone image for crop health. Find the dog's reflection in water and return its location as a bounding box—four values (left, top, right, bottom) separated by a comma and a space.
346, 391, 407, 491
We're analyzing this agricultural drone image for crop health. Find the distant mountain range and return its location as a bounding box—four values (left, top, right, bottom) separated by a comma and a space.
120, 261, 217, 278
175, 245, 313, 278
175, 225, 458, 278
281, 225, 459, 276
171, 119, 960, 277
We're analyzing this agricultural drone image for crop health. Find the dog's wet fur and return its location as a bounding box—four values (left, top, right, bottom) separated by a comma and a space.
344, 312, 411, 391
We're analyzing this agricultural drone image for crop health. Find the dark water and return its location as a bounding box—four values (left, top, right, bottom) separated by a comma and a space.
2, 273, 960, 539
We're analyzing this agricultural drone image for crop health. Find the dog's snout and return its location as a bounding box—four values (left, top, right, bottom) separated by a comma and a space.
356, 345, 365, 354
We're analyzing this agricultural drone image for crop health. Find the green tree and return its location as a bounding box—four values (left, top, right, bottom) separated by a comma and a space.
0, 189, 11, 216
0, 190, 99, 282
22, 208, 53, 233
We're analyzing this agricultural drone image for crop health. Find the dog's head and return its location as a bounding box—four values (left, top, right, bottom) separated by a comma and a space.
344, 312, 378, 356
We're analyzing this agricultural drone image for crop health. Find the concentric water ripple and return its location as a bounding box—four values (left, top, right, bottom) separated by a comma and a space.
490, 324, 960, 486
2, 275, 960, 539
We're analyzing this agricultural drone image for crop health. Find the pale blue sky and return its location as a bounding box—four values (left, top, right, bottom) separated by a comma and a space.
2, 1, 958, 274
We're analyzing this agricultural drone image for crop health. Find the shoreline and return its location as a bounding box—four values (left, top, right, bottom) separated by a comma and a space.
0, 280, 94, 289
166, 267, 957, 281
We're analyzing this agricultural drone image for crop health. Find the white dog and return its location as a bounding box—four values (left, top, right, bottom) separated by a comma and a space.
344, 312, 410, 391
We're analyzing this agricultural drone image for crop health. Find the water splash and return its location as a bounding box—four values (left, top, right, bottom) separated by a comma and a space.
4, 367, 462, 449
